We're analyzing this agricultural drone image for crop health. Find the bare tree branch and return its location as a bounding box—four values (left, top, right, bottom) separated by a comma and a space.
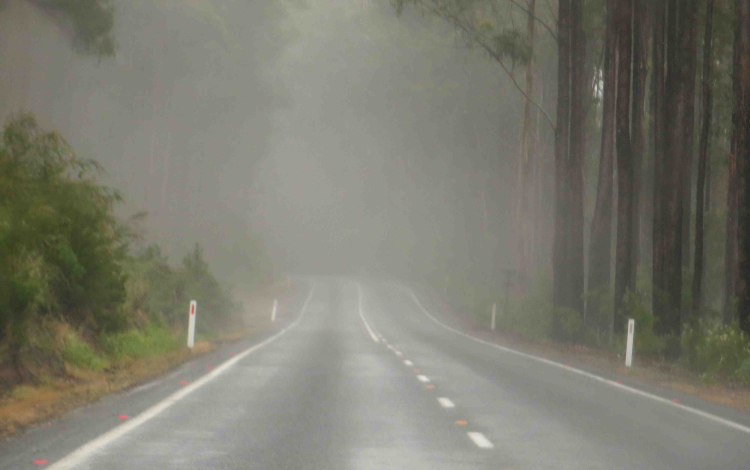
505, 0, 557, 41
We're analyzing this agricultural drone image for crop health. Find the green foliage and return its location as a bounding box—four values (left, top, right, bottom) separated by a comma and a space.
682, 321, 750, 384
62, 332, 108, 370
492, 29, 532, 65
122, 242, 241, 336
0, 115, 134, 375
101, 324, 178, 361
620, 289, 663, 356
557, 307, 584, 339
178, 244, 239, 334
497, 279, 554, 340
45, 0, 116, 57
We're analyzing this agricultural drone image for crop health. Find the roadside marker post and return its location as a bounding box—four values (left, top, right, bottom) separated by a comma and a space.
625, 319, 635, 368
271, 299, 278, 322
187, 300, 197, 349
491, 303, 497, 331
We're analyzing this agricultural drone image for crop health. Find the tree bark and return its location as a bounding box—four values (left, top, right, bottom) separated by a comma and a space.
630, 0, 649, 289
735, 0, 750, 334
655, 0, 698, 358
568, 0, 586, 341
693, 0, 714, 315
614, 0, 634, 335
518, 0, 537, 281
553, 0, 572, 340
652, 1, 667, 325
586, 0, 617, 335
725, 10, 741, 324
681, 0, 700, 276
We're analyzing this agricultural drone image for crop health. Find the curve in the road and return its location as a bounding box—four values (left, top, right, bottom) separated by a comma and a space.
399, 284, 750, 436
46, 284, 317, 470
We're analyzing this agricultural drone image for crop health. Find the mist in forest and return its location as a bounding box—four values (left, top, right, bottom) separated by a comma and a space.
0, 0, 554, 289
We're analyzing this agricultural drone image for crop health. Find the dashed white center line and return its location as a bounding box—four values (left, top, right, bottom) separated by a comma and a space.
437, 397, 455, 408
416, 375, 430, 383
403, 360, 413, 366
467, 432, 494, 449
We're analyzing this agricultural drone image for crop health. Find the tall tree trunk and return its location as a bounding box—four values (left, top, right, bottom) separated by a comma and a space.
681, 0, 700, 277
569, 0, 586, 341
655, 0, 698, 358
518, 0, 537, 282
614, 0, 634, 335
705, 155, 712, 211
652, 0, 667, 331
630, 0, 650, 288
553, 0, 572, 340
725, 10, 741, 324
693, 0, 715, 315
735, 0, 750, 335
587, 0, 617, 335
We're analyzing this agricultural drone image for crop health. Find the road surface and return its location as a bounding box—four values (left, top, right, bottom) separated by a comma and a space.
2, 278, 749, 469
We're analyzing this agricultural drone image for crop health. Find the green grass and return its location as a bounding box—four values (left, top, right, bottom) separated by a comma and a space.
62, 334, 109, 370
101, 324, 179, 361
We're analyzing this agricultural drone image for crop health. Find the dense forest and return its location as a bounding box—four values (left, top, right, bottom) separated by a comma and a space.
394, 0, 750, 383
0, 1, 267, 387
2, 0, 750, 389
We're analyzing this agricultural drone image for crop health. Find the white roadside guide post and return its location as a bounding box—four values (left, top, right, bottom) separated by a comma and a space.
491, 303, 497, 331
271, 299, 278, 322
625, 318, 635, 368
187, 300, 197, 349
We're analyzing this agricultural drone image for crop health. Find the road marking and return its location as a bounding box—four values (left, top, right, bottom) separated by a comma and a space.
417, 375, 430, 383
404, 360, 413, 366
47, 284, 317, 470
401, 286, 750, 436
357, 284, 379, 343
437, 397, 455, 408
467, 432, 494, 449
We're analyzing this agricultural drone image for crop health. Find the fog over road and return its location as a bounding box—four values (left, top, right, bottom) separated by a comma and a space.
1, 279, 749, 469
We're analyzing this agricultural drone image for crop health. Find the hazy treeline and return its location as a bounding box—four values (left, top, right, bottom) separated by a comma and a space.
0, 115, 243, 384
394, 0, 750, 380
0, 1, 275, 385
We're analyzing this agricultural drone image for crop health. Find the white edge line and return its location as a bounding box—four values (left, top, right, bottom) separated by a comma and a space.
357, 283, 380, 343
400, 285, 750, 436
437, 397, 455, 408
417, 375, 430, 383
467, 431, 494, 449
48, 284, 317, 470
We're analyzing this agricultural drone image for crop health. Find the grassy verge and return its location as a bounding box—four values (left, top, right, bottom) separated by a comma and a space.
0, 321, 262, 438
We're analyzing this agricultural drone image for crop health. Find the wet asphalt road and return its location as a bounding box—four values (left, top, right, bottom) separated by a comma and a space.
2, 278, 750, 469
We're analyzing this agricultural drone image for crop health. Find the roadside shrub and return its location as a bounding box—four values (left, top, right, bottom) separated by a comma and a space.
62, 333, 108, 370
557, 307, 583, 339
497, 279, 553, 340
620, 288, 662, 356
102, 324, 178, 361
682, 321, 750, 383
